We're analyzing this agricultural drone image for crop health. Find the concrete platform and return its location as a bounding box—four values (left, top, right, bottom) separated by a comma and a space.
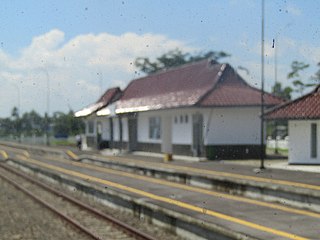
1, 142, 320, 239
68, 151, 320, 213
2, 152, 320, 240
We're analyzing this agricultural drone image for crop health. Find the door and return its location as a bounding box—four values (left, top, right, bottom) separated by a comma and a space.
128, 114, 138, 151
192, 113, 204, 157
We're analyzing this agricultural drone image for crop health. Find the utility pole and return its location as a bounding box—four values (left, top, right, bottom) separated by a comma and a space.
274, 37, 279, 154
260, 0, 265, 169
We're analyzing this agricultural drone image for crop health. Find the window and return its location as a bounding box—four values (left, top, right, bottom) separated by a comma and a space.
185, 115, 188, 123
174, 116, 178, 124
88, 121, 94, 134
180, 115, 183, 123
311, 123, 317, 158
149, 117, 161, 139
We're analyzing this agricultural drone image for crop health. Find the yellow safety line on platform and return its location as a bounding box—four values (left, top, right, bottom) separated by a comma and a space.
66, 150, 79, 161
60, 159, 320, 219
15, 157, 308, 240
98, 155, 320, 191
0, 145, 30, 158
0, 150, 8, 160
22, 150, 30, 158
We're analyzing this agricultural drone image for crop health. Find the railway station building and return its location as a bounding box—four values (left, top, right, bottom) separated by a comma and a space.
265, 85, 320, 164
76, 59, 283, 160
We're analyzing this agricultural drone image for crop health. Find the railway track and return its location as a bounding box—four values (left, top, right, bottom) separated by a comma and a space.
0, 163, 156, 240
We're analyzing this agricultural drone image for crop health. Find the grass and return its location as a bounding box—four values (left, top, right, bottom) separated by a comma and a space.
266, 147, 288, 156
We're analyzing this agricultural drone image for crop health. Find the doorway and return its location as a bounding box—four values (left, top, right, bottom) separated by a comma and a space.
128, 114, 138, 151
192, 113, 204, 156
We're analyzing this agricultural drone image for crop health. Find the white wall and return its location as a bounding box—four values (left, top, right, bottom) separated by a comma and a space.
137, 112, 162, 143
172, 110, 193, 145
138, 110, 194, 145
289, 120, 320, 164
111, 117, 129, 142
203, 107, 261, 145
137, 107, 262, 146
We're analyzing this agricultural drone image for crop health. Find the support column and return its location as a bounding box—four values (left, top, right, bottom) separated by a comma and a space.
161, 115, 172, 155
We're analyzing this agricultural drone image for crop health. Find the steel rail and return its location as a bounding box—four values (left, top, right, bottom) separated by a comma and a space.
0, 170, 102, 240
0, 163, 156, 240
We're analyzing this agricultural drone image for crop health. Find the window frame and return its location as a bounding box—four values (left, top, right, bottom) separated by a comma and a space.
149, 116, 161, 140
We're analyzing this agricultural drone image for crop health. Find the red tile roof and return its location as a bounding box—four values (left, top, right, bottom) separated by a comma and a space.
116, 59, 282, 113
116, 59, 224, 113
75, 87, 121, 117
96, 87, 122, 105
199, 66, 283, 107
264, 85, 320, 120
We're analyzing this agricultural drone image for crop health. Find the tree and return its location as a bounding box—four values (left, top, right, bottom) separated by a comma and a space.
52, 111, 84, 137
311, 62, 320, 84
271, 82, 292, 100
134, 49, 230, 75
10, 106, 21, 139
11, 106, 19, 119
20, 110, 45, 136
0, 109, 84, 140
287, 61, 314, 95
0, 117, 14, 136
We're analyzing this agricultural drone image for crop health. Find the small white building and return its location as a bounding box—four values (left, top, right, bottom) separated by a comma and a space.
265, 85, 320, 164
91, 59, 282, 159
75, 87, 122, 149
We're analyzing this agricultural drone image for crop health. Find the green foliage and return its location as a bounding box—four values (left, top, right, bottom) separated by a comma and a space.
52, 110, 85, 136
311, 62, 320, 84
287, 61, 310, 95
20, 110, 45, 136
271, 82, 292, 100
287, 60, 320, 95
0, 118, 15, 136
11, 106, 19, 119
134, 48, 230, 75
0, 108, 84, 138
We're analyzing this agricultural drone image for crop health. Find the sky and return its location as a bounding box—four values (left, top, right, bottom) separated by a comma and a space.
0, 0, 319, 117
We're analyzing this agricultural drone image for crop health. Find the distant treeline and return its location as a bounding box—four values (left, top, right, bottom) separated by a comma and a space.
0, 108, 84, 138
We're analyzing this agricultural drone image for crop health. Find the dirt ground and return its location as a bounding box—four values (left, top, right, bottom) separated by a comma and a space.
0, 175, 185, 240
0, 178, 90, 240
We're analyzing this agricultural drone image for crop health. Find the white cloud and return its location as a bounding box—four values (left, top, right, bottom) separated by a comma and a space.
0, 29, 194, 117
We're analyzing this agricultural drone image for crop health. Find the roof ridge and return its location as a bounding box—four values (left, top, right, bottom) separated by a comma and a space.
195, 63, 228, 105
221, 67, 285, 102
129, 58, 222, 83
118, 58, 223, 101
96, 87, 121, 103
